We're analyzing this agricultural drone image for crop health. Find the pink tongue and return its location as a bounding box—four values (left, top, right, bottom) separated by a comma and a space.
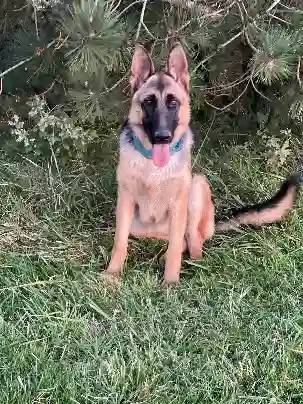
152, 144, 170, 167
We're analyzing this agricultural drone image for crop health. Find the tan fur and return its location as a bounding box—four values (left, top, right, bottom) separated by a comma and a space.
105, 44, 298, 284
215, 185, 297, 232
106, 148, 214, 282
105, 44, 214, 283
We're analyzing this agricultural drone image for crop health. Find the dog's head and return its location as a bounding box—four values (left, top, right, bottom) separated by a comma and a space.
128, 43, 190, 167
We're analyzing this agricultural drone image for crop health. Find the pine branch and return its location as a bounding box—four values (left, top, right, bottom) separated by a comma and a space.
0, 38, 57, 79
266, 0, 282, 13
194, 72, 250, 93
63, 0, 125, 75
135, 0, 148, 40
204, 80, 249, 112
161, 0, 234, 15
250, 75, 271, 101
297, 57, 302, 88
192, 30, 243, 74
268, 12, 291, 25
116, 0, 143, 18
99, 73, 127, 96
236, 0, 258, 52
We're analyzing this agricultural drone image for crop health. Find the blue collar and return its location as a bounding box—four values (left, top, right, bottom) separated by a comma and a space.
133, 136, 184, 159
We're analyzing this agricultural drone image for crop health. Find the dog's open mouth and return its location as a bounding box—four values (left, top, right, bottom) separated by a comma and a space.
152, 144, 170, 167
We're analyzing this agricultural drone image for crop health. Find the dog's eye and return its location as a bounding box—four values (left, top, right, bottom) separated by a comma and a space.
166, 95, 179, 108
143, 96, 156, 106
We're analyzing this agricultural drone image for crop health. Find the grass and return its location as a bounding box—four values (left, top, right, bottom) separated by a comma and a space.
0, 132, 302, 403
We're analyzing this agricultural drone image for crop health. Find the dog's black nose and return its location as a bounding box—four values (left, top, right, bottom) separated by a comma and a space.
154, 130, 171, 144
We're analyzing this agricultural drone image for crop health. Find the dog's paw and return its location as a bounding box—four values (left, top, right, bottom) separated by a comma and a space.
100, 270, 121, 284
189, 252, 202, 260
188, 247, 203, 261
163, 271, 180, 285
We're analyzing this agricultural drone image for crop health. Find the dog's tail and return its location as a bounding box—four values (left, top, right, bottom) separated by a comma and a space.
215, 171, 303, 232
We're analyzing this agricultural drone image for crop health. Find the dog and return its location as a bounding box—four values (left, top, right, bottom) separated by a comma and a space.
104, 43, 302, 284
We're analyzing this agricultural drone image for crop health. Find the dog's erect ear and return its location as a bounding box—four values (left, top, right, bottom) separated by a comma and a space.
166, 43, 189, 92
130, 44, 155, 93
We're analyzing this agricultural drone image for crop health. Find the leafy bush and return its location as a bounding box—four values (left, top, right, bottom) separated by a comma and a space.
8, 95, 98, 162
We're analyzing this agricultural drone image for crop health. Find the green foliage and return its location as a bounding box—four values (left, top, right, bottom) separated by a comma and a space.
60, 0, 128, 121
62, 0, 125, 75
0, 0, 303, 147
7, 95, 99, 162
253, 51, 295, 85
252, 26, 302, 85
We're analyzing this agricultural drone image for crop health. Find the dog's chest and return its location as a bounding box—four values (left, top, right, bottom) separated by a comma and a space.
132, 170, 178, 223
118, 154, 188, 223
136, 180, 173, 223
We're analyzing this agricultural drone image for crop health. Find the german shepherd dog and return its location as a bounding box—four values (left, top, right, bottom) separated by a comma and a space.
105, 43, 302, 284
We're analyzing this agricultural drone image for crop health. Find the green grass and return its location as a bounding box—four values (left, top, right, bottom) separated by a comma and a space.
0, 134, 302, 403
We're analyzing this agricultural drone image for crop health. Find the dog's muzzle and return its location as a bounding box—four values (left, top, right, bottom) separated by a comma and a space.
154, 130, 172, 144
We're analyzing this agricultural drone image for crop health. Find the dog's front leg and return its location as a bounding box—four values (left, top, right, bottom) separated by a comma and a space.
164, 187, 188, 284
105, 187, 134, 278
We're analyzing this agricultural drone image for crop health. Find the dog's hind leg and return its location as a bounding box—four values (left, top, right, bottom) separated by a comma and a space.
186, 175, 215, 260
